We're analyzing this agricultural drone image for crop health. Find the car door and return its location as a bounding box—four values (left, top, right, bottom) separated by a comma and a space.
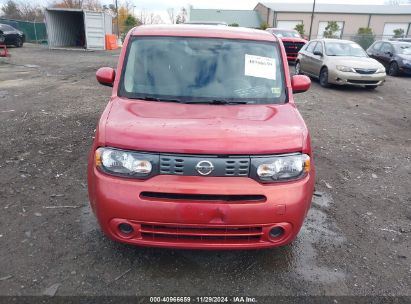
311, 41, 324, 76
379, 43, 394, 68
300, 41, 317, 76
367, 41, 383, 61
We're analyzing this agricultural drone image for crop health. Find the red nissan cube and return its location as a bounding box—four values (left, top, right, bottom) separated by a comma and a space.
88, 25, 314, 249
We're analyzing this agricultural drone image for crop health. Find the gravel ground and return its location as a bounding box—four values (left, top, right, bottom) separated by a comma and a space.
0, 44, 410, 298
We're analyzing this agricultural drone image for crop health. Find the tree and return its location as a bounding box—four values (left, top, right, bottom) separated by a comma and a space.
124, 14, 138, 27
175, 7, 187, 24
1, 0, 22, 19
323, 21, 340, 38
138, 9, 163, 25
52, 0, 102, 11
295, 23, 304, 36
260, 21, 269, 30
354, 27, 375, 49
393, 28, 405, 38
1, 0, 44, 22
167, 8, 175, 24
229, 23, 239, 27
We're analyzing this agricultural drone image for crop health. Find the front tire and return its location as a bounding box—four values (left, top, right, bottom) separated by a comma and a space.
388, 61, 399, 76
15, 37, 23, 47
319, 67, 330, 88
295, 61, 302, 75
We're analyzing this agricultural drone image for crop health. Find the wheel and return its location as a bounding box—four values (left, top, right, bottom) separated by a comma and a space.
319, 67, 330, 88
388, 61, 399, 76
14, 37, 23, 47
295, 61, 302, 75
365, 85, 378, 90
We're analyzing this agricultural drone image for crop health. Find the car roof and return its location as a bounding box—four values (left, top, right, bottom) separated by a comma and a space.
131, 24, 278, 42
387, 40, 411, 45
314, 39, 356, 43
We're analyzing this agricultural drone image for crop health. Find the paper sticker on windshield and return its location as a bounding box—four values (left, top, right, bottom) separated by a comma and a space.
271, 87, 281, 96
244, 54, 276, 80
351, 44, 361, 49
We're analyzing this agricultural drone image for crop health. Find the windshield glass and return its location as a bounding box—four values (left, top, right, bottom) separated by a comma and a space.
396, 44, 411, 55
324, 42, 367, 57
271, 30, 301, 38
120, 37, 286, 104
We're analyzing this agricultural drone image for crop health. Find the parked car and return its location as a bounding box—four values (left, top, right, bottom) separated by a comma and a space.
0, 24, 25, 47
266, 28, 308, 61
367, 40, 411, 76
296, 39, 386, 89
88, 25, 314, 250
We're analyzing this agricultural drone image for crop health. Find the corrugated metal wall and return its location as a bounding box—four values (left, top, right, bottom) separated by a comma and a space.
84, 11, 105, 50
45, 10, 84, 48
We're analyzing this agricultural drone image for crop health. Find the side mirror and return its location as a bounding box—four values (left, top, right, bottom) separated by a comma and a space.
291, 75, 311, 94
96, 67, 115, 87
313, 50, 323, 56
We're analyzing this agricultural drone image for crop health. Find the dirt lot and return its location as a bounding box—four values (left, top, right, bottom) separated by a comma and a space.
0, 44, 410, 298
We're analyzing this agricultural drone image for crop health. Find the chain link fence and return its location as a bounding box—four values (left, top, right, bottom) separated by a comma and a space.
0, 17, 47, 43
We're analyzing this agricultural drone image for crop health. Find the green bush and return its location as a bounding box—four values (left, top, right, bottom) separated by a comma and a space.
353, 27, 375, 50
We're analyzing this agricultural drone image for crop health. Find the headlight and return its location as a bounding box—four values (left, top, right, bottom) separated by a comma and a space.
95, 147, 157, 178
376, 67, 386, 73
336, 65, 355, 73
253, 153, 310, 182
403, 59, 411, 65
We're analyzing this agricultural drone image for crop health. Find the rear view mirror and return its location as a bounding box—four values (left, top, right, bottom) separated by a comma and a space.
96, 67, 115, 87
291, 75, 311, 94
313, 50, 323, 56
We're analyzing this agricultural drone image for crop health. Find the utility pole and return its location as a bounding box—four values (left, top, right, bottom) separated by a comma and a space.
115, 0, 120, 38
308, 0, 316, 40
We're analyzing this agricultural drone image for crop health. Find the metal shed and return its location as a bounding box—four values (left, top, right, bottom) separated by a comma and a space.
45, 8, 112, 50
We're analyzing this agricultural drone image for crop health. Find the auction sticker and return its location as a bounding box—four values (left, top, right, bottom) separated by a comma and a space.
245, 54, 276, 80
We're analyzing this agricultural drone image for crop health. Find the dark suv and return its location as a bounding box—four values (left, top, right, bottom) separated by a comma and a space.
367, 40, 411, 76
0, 24, 25, 47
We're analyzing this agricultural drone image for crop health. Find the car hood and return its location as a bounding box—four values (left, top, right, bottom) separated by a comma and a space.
329, 56, 384, 69
104, 98, 305, 155
398, 54, 411, 60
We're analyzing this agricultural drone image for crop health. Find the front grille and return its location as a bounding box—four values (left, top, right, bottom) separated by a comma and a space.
159, 154, 250, 177
140, 192, 266, 203
348, 79, 379, 84
282, 42, 305, 54
140, 223, 263, 243
354, 68, 377, 74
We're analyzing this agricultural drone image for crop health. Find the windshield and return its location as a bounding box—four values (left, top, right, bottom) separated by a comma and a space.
324, 42, 367, 57
395, 44, 411, 55
0, 24, 14, 31
120, 37, 286, 104
271, 30, 301, 38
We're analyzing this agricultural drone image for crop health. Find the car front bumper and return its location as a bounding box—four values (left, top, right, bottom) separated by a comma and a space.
329, 70, 386, 86
88, 167, 315, 250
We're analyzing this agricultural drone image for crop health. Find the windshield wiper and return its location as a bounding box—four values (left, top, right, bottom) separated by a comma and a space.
139, 96, 183, 103
186, 99, 249, 105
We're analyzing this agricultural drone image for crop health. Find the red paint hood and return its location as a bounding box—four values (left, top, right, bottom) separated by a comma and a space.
104, 98, 305, 155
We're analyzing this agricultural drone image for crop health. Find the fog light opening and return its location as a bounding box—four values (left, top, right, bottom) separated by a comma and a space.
269, 226, 285, 239
118, 223, 134, 235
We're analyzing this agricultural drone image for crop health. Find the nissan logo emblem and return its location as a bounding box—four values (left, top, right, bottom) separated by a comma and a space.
195, 160, 214, 176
